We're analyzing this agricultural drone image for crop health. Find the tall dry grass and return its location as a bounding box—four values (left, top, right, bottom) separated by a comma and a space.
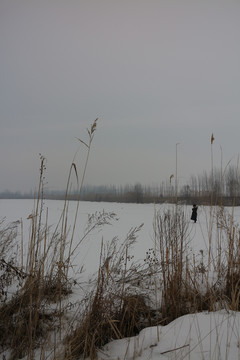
63, 224, 157, 360
0, 120, 99, 359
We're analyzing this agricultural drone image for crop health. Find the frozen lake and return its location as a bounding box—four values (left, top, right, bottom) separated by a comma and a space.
1, 199, 240, 278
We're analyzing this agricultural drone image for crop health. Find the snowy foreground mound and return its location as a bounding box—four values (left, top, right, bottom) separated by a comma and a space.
98, 311, 240, 360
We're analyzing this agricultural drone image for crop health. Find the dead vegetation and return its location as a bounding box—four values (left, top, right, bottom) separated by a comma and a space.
2, 198, 240, 359
63, 225, 156, 360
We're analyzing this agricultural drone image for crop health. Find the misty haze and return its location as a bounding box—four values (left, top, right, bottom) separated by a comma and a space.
1, 1, 240, 359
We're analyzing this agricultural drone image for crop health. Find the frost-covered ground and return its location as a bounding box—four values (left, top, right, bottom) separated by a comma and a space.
1, 199, 240, 360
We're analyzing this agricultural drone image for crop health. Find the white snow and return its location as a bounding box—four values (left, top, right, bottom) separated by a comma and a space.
1, 199, 240, 360
100, 311, 240, 360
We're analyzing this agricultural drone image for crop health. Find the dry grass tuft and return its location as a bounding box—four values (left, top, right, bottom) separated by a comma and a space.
64, 292, 153, 360
0, 263, 73, 358
63, 224, 156, 360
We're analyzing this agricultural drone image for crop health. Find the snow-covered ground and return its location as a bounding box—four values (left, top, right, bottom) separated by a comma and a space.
0, 200, 227, 275
1, 199, 240, 360
100, 311, 240, 360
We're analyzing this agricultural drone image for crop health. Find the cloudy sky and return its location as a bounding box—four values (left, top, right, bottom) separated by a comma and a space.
1, 0, 240, 193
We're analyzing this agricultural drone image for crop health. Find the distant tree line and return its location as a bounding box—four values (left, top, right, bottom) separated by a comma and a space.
0, 190, 35, 199
1, 165, 240, 205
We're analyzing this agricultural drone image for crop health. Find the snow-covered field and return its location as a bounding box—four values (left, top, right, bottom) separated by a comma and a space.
0, 199, 228, 275
1, 199, 240, 360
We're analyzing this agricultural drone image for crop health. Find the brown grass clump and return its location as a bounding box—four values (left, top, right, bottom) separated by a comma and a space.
118, 294, 152, 335
0, 297, 51, 359
156, 207, 191, 324
0, 271, 72, 359
63, 224, 156, 360
156, 206, 230, 324
64, 291, 153, 360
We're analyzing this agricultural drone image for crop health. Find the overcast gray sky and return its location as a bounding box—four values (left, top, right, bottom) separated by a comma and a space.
1, 0, 240, 193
